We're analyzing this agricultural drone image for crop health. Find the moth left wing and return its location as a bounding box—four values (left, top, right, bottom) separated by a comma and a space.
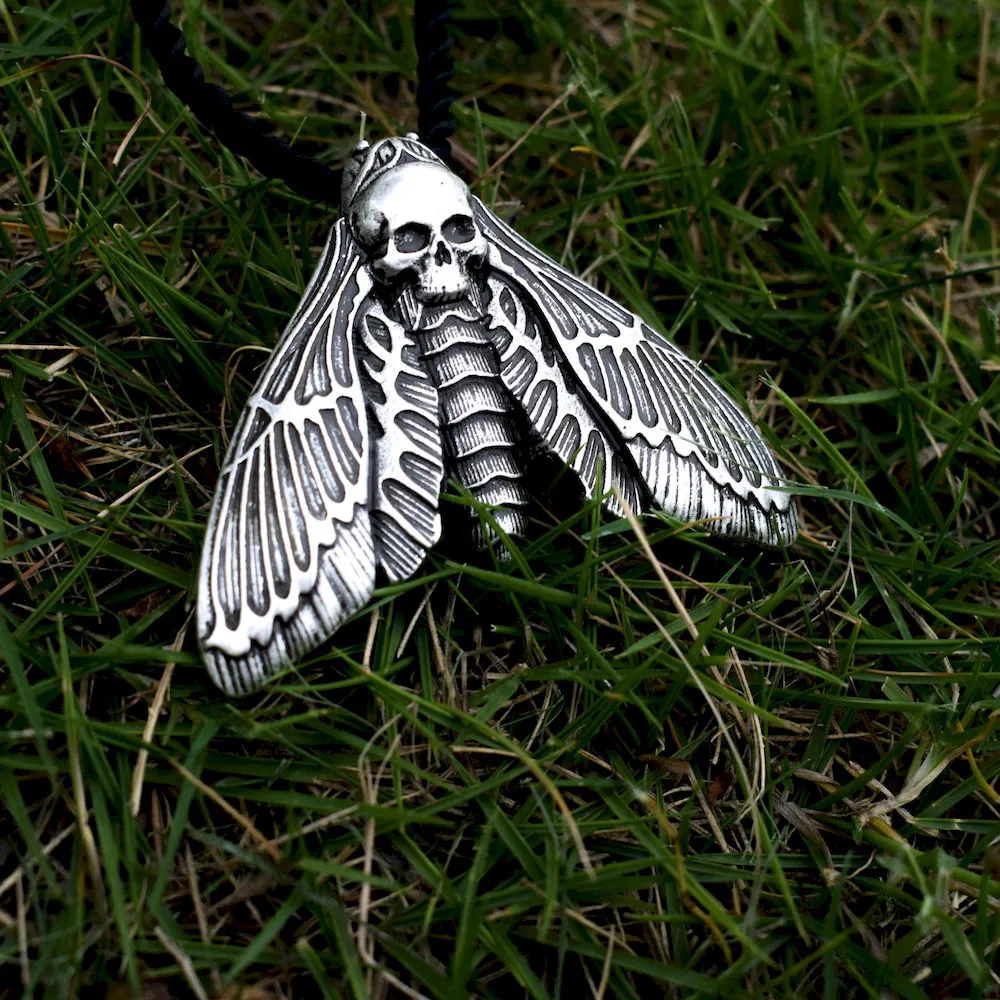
355, 297, 445, 583
198, 221, 379, 696
475, 199, 798, 547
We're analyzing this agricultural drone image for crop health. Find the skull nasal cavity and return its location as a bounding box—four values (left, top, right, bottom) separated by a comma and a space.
434, 241, 452, 265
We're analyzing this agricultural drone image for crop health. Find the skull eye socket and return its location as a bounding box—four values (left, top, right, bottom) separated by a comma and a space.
394, 224, 431, 253
441, 215, 476, 244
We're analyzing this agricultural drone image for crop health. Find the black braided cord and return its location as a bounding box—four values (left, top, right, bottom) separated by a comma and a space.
414, 0, 457, 162
130, 0, 457, 204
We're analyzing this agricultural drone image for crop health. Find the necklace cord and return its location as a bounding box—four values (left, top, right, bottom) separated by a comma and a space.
414, 0, 457, 161
130, 0, 457, 204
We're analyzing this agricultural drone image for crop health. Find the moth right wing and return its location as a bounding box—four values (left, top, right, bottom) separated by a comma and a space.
476, 199, 798, 547
197, 221, 378, 696
483, 269, 648, 520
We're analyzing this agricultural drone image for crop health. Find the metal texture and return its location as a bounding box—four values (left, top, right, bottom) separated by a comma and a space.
198, 134, 799, 695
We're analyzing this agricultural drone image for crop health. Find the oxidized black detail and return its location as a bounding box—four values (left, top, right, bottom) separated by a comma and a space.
198, 135, 798, 695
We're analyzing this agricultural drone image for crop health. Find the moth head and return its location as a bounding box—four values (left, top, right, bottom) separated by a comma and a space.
347, 159, 488, 304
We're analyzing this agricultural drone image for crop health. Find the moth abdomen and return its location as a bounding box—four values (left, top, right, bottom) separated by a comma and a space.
414, 313, 529, 543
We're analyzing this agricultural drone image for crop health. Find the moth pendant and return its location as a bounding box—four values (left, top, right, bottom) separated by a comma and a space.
197, 135, 798, 695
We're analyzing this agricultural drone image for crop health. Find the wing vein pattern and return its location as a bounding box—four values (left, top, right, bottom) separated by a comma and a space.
357, 300, 445, 582
198, 220, 379, 695
476, 199, 798, 547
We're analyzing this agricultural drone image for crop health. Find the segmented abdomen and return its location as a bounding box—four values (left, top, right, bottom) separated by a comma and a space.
415, 316, 529, 544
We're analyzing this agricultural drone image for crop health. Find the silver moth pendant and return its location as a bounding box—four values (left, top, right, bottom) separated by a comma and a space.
197, 135, 798, 695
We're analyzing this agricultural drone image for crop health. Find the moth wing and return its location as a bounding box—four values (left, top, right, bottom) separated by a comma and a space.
475, 199, 798, 547
198, 220, 379, 695
483, 268, 648, 520
356, 298, 445, 583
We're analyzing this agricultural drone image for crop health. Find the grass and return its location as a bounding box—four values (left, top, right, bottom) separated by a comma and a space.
2, 0, 1000, 996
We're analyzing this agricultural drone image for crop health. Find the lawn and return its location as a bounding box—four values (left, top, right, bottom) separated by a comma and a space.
2, 1, 1000, 997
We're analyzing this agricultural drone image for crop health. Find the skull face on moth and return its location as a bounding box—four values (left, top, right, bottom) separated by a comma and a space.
349, 161, 489, 303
